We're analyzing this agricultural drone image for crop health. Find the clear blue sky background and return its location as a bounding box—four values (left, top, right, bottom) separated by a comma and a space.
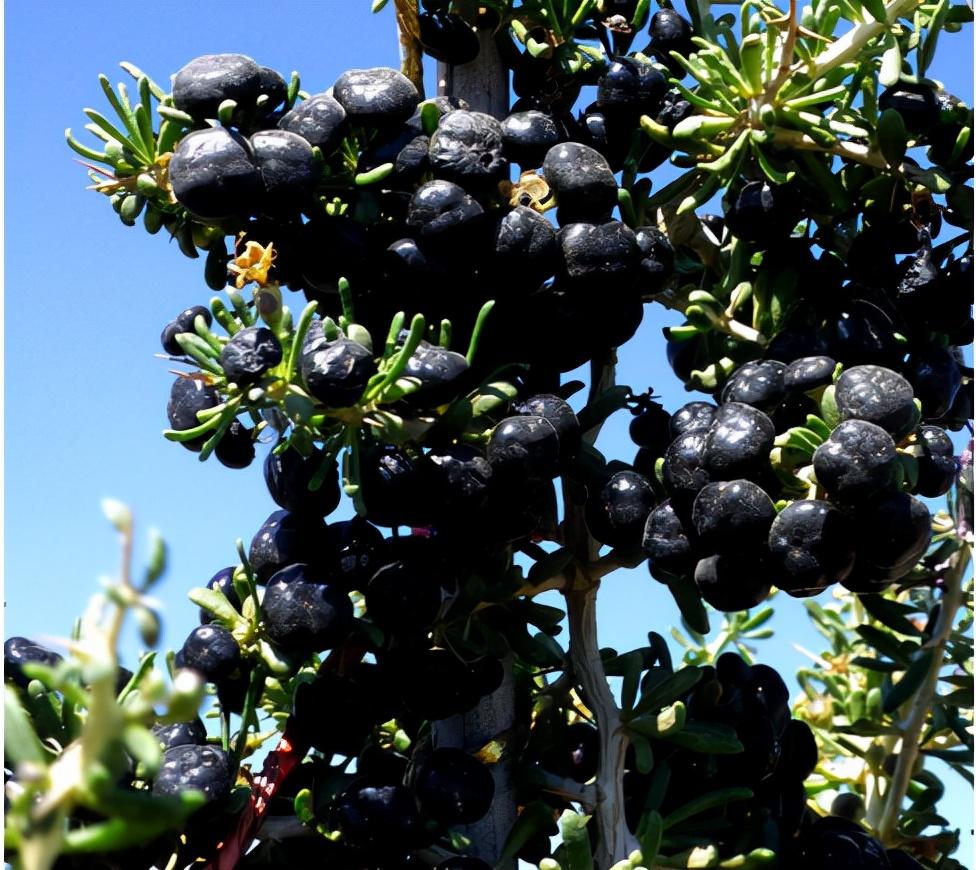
4, 0, 972, 859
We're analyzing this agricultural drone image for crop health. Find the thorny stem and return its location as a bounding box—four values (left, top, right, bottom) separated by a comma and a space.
876, 538, 971, 843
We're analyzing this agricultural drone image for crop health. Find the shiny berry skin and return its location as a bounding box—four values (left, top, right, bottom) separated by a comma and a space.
214, 419, 255, 469
249, 130, 316, 215
424, 444, 493, 515
428, 110, 508, 189
643, 499, 697, 578
844, 492, 931, 590
701, 402, 776, 481
332, 67, 419, 128
335, 781, 427, 851
585, 470, 656, 550
172, 54, 261, 120
264, 444, 340, 518
416, 748, 495, 825
359, 445, 434, 527
905, 346, 961, 420
670, 401, 717, 438
784, 356, 836, 393
167, 377, 220, 452
406, 179, 486, 251
152, 717, 208, 751
724, 181, 798, 248
501, 110, 561, 167
695, 553, 772, 612
175, 625, 242, 683
4, 637, 63, 689
558, 221, 640, 289
401, 343, 470, 409
648, 10, 694, 74
813, 420, 898, 503
662, 428, 712, 516
261, 564, 353, 654
199, 567, 241, 624
543, 142, 619, 224
220, 326, 282, 386
325, 518, 385, 591
487, 415, 560, 480
720, 360, 787, 411
169, 128, 262, 220
692, 479, 776, 556
879, 81, 939, 134
278, 93, 348, 154
634, 225, 675, 293
596, 56, 667, 117
767, 500, 855, 596
418, 11, 481, 65
248, 509, 327, 583
300, 335, 376, 408
834, 365, 918, 442
152, 744, 232, 804
491, 206, 559, 290
161, 306, 213, 355
915, 425, 957, 497
513, 394, 581, 461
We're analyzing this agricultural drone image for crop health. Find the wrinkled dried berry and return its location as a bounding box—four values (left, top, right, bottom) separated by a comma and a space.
429, 110, 508, 189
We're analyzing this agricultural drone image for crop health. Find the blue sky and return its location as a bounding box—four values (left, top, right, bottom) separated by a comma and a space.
4, 0, 972, 857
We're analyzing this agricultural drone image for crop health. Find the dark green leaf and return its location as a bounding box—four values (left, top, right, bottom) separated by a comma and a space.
835, 719, 902, 736
527, 548, 575, 585
859, 594, 923, 636
576, 385, 632, 435
877, 108, 908, 166
856, 624, 914, 664
883, 649, 936, 713
663, 786, 752, 829
666, 573, 710, 636
633, 667, 702, 716
498, 801, 562, 864
638, 810, 664, 866
663, 720, 743, 754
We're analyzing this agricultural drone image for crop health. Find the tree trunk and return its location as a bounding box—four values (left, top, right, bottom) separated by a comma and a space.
430, 27, 519, 870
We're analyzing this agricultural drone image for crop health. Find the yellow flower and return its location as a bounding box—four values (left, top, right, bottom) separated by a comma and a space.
228, 240, 277, 289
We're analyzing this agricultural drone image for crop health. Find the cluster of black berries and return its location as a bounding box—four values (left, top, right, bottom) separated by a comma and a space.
633, 359, 947, 609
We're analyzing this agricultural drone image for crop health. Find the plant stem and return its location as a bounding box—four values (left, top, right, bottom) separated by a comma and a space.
876, 541, 971, 844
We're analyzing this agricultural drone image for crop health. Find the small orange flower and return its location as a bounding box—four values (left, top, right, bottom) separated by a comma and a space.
228, 240, 277, 289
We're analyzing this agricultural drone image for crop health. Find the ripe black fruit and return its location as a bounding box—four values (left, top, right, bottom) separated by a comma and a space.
4, 637, 63, 688
249, 130, 316, 215
662, 428, 712, 515
365, 555, 444, 633
724, 181, 798, 248
701, 403, 776, 481
264, 444, 340, 517
429, 110, 508, 189
670, 401, 717, 437
695, 553, 772, 612
161, 306, 213, 355
634, 225, 675, 293
790, 816, 890, 869
335, 781, 426, 851
169, 128, 262, 220
406, 179, 486, 251
424, 444, 493, 515
324, 518, 384, 591
262, 564, 353, 654
332, 67, 419, 128
543, 142, 618, 223
402, 343, 470, 409
783, 356, 836, 393
248, 509, 326, 582
487, 415, 560, 480
915, 425, 956, 497
845, 491, 931, 589
416, 748, 495, 825
905, 346, 961, 420
359, 444, 434, 527
491, 206, 558, 290
834, 365, 918, 442
692, 479, 775, 555
767, 500, 855, 595
596, 56, 667, 117
300, 335, 376, 408
418, 11, 481, 65
558, 221, 640, 289
152, 745, 232, 805
643, 499, 697, 578
585, 470, 656, 550
721, 361, 787, 411
175, 625, 242, 683
879, 81, 939, 135
172, 54, 262, 120
215, 419, 255, 469
501, 110, 561, 167
220, 326, 282, 386
167, 377, 220, 452
152, 718, 208, 751
648, 10, 694, 74
813, 420, 897, 503
199, 567, 241, 624
278, 93, 348, 154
